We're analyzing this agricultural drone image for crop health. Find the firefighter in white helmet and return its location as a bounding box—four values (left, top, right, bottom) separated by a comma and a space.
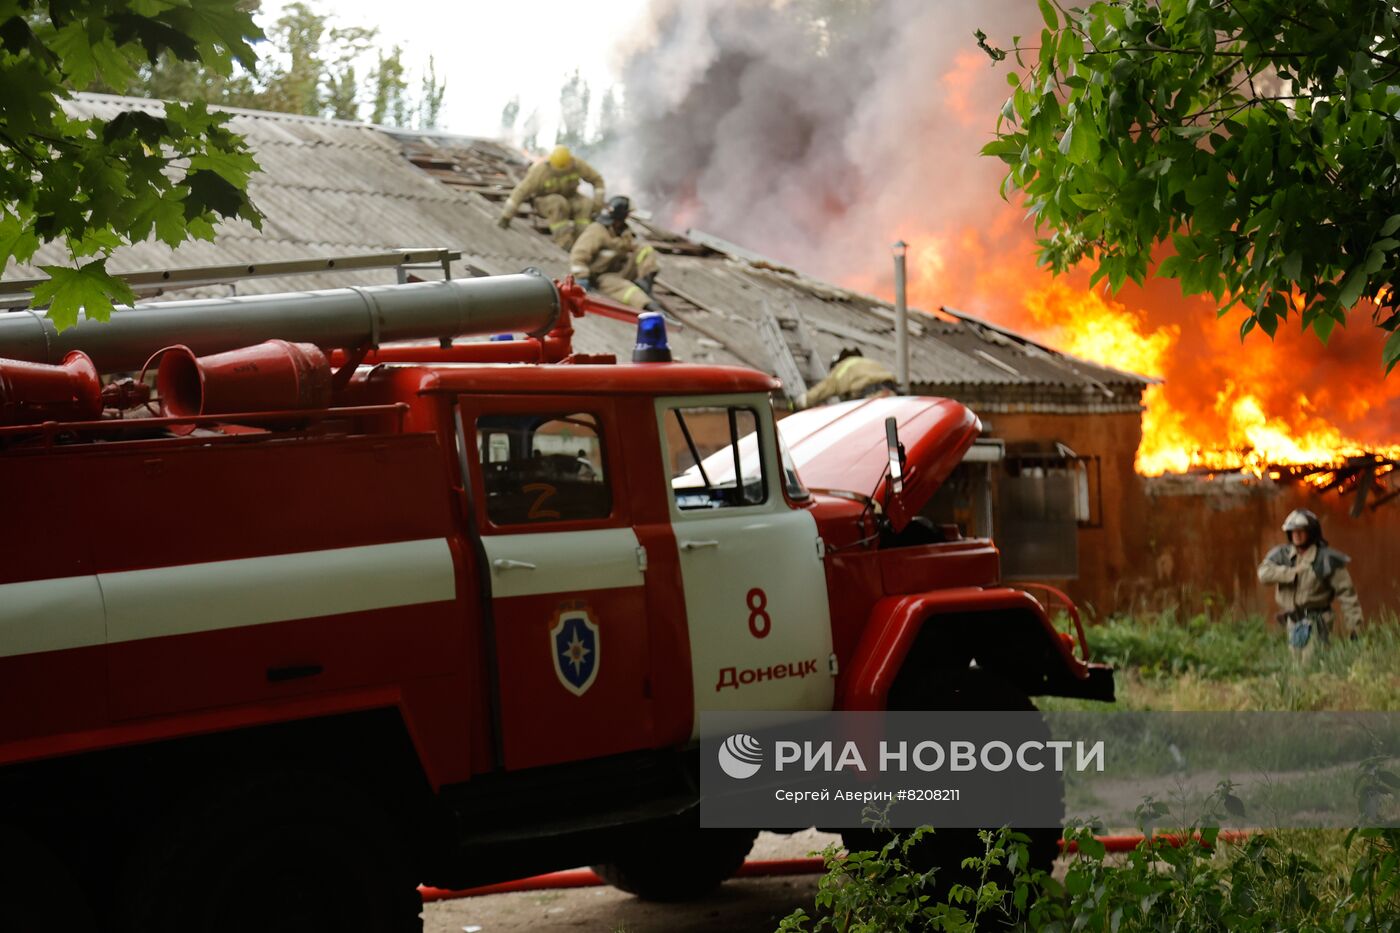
570, 196, 661, 311
497, 145, 606, 250
1257, 508, 1363, 661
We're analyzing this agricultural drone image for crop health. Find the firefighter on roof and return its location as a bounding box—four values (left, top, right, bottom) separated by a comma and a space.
570, 196, 662, 311
796, 348, 898, 409
1257, 508, 1363, 661
497, 145, 605, 249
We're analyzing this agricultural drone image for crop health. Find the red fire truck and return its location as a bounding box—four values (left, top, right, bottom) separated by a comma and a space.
0, 259, 1111, 932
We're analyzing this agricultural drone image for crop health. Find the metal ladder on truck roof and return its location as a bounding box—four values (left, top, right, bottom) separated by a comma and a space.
0, 248, 463, 310
757, 300, 827, 400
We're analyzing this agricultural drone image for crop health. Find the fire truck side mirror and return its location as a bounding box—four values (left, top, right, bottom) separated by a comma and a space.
884, 416, 904, 495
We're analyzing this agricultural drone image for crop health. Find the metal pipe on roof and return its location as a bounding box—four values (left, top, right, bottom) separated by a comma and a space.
892, 241, 910, 393
0, 271, 561, 374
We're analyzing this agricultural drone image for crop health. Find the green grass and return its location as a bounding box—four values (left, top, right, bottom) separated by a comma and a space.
1044, 609, 1400, 712
781, 610, 1400, 931
1045, 609, 1400, 830
1044, 609, 1400, 906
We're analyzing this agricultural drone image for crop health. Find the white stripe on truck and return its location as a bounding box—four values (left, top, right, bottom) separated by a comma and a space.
0, 574, 106, 658
0, 538, 457, 659
480, 527, 643, 599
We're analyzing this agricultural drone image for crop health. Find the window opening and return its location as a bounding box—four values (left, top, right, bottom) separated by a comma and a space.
669, 406, 767, 510
476, 412, 610, 525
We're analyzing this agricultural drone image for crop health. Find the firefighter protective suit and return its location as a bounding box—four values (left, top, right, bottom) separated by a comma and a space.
569, 220, 660, 310
498, 147, 605, 249
1258, 538, 1363, 662
797, 355, 898, 409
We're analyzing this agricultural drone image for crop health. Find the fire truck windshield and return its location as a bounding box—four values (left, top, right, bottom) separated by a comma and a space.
669, 405, 808, 507
670, 406, 764, 509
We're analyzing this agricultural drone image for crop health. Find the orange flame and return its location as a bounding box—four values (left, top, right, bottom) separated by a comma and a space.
939, 51, 984, 127
867, 233, 1400, 477
1012, 281, 1400, 473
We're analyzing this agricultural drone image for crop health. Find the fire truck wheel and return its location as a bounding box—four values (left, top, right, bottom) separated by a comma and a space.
592, 827, 757, 901
120, 772, 422, 933
841, 669, 1063, 889
0, 825, 97, 933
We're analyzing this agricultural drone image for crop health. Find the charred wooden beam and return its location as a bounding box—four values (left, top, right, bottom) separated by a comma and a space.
1281, 464, 1336, 478
1369, 484, 1400, 511
1351, 467, 1376, 516
1318, 466, 1363, 494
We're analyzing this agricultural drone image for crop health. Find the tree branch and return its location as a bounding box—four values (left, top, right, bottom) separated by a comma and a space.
0, 131, 43, 168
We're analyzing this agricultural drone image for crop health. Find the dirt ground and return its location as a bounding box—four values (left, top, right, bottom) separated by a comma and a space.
423, 830, 838, 933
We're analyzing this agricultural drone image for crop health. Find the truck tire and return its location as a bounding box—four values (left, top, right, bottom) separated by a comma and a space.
120, 771, 422, 933
592, 827, 757, 901
842, 669, 1062, 887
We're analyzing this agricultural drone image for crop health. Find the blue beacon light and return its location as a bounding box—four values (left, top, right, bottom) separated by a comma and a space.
632, 311, 672, 363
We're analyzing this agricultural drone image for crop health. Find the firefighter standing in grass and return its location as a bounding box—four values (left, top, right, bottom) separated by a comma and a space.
1257, 509, 1363, 662
795, 348, 899, 409
497, 145, 605, 249
570, 196, 662, 311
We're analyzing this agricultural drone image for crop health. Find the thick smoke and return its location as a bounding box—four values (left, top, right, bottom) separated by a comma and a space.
604, 0, 1032, 289
603, 0, 1400, 447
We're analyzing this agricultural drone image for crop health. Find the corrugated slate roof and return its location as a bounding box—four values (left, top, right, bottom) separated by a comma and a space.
3, 94, 1151, 411
388, 126, 1152, 407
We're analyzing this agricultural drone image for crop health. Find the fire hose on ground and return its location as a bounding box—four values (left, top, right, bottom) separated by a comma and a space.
419, 831, 1252, 902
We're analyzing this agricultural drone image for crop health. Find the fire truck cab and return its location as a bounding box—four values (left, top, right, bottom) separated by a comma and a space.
0, 264, 1111, 932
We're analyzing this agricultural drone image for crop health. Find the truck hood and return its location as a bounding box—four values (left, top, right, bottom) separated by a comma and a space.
778, 396, 982, 514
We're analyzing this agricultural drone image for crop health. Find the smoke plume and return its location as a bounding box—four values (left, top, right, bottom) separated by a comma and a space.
602, 0, 1400, 457
606, 0, 1030, 289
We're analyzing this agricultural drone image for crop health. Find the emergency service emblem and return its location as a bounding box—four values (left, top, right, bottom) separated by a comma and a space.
550, 604, 600, 696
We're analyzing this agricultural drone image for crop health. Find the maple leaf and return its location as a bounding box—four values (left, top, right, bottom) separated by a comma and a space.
32, 261, 139, 330
0, 212, 40, 267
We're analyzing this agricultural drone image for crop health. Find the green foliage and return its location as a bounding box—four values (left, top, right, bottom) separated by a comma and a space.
500, 94, 520, 134
979, 0, 1400, 373
323, 61, 358, 120
417, 55, 444, 130
595, 87, 621, 149
112, 2, 445, 130
788, 606, 1400, 927
1036, 776, 1400, 931
31, 260, 137, 330
519, 111, 539, 156
1042, 609, 1400, 711
787, 820, 1400, 931
514, 73, 624, 158
555, 68, 591, 150
776, 827, 1022, 932
367, 43, 409, 127
0, 0, 263, 325
1018, 824, 1400, 931
255, 2, 373, 118
1088, 608, 1282, 679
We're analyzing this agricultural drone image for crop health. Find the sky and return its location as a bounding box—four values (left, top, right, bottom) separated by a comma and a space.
258, 0, 653, 139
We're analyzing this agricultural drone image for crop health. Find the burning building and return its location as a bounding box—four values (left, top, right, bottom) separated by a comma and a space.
5, 80, 1395, 621
6, 93, 1159, 612
594, 0, 1400, 619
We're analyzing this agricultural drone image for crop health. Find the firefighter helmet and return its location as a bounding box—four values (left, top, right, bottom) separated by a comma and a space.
548, 145, 574, 170
1281, 508, 1322, 543
830, 347, 863, 368
600, 195, 631, 225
